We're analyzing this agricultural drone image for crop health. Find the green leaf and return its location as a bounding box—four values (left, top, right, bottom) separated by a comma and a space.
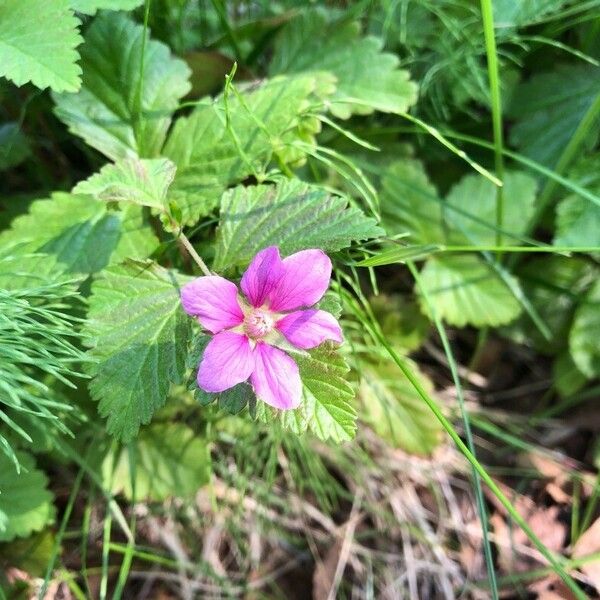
445, 171, 537, 245
213, 179, 383, 270
256, 343, 357, 443
269, 8, 418, 119
418, 255, 522, 327
553, 351, 587, 399
0, 0, 82, 93
508, 65, 600, 168
0, 122, 30, 171
70, 0, 144, 14
85, 261, 191, 441
493, 0, 567, 28
53, 11, 190, 160
359, 360, 442, 455
102, 423, 210, 501
554, 195, 600, 248
512, 256, 592, 354
370, 294, 430, 352
381, 159, 445, 244
570, 279, 600, 378
74, 157, 176, 211
0, 452, 55, 542
163, 73, 335, 226
0, 193, 158, 275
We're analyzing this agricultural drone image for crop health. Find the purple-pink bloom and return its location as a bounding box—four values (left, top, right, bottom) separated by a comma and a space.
181, 246, 343, 410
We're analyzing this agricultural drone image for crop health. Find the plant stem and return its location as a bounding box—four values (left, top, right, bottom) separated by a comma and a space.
480, 0, 505, 247
178, 231, 212, 276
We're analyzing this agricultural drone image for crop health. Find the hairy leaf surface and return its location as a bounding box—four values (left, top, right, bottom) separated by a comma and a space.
163, 73, 334, 225
0, 0, 82, 92
85, 262, 191, 441
53, 12, 190, 160
256, 343, 356, 443
74, 157, 176, 210
213, 179, 383, 270
0, 193, 158, 275
270, 8, 418, 118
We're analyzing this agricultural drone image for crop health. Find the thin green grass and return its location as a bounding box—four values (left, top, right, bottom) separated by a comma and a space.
479, 0, 505, 247
408, 261, 499, 599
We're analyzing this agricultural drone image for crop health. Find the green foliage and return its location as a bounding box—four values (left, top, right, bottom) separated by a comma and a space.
554, 195, 600, 248
53, 11, 190, 160
0, 193, 158, 275
0, 0, 82, 92
513, 256, 592, 354
570, 279, 600, 378
493, 0, 568, 27
445, 172, 537, 245
213, 179, 383, 270
0, 267, 85, 465
0, 123, 30, 171
360, 359, 442, 455
381, 159, 445, 244
74, 157, 176, 211
102, 423, 210, 501
85, 261, 191, 441
508, 65, 600, 168
270, 8, 418, 119
257, 343, 357, 443
70, 0, 144, 14
418, 255, 522, 328
0, 451, 55, 542
164, 73, 335, 225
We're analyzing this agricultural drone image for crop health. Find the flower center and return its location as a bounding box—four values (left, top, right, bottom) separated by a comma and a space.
244, 309, 274, 339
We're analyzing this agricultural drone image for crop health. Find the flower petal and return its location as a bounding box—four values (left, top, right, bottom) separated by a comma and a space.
181, 276, 244, 334
198, 332, 254, 392
250, 342, 302, 410
268, 250, 332, 312
241, 246, 284, 307
277, 309, 343, 350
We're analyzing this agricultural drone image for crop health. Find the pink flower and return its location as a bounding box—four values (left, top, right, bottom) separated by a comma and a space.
181, 246, 343, 410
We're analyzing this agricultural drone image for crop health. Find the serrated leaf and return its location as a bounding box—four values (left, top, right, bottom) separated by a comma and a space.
74, 157, 176, 211
256, 343, 357, 443
53, 11, 190, 160
508, 65, 600, 168
213, 179, 383, 270
163, 73, 335, 226
70, 0, 143, 14
381, 159, 445, 244
570, 279, 600, 378
85, 261, 191, 441
102, 423, 209, 501
0, 0, 82, 93
269, 8, 418, 119
445, 171, 537, 245
0, 193, 158, 275
359, 360, 442, 455
418, 255, 522, 327
0, 452, 55, 542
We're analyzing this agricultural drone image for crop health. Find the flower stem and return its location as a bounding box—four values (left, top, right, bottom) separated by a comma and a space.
178, 231, 211, 277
